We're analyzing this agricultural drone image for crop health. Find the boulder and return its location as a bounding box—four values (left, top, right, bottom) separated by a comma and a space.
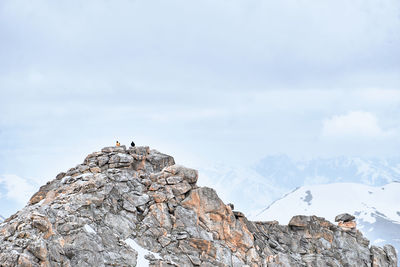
335, 213, 355, 222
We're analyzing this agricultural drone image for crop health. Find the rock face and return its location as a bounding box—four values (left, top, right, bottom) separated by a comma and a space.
0, 146, 397, 267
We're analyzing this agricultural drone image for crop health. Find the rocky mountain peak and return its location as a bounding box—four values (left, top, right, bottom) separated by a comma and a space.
0, 146, 397, 266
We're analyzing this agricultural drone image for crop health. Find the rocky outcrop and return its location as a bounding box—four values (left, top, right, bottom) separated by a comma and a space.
335, 213, 357, 232
0, 146, 397, 266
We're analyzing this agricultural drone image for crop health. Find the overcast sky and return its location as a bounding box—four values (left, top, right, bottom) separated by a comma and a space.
1, 0, 400, 216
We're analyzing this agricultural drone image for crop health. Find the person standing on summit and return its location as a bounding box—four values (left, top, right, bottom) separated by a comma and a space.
131, 141, 135, 147
116, 141, 120, 147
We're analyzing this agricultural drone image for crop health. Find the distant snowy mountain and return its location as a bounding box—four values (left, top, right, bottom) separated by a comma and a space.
198, 163, 288, 213
253, 182, 400, 261
255, 155, 400, 188
0, 215, 5, 223
198, 156, 400, 217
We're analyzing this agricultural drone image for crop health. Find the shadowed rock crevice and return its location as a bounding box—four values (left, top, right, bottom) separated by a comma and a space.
0, 146, 397, 266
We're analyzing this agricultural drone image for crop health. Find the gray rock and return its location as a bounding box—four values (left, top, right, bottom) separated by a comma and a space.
166, 176, 183, 185
289, 215, 311, 228
146, 149, 175, 172
169, 181, 192, 196
102, 145, 126, 153
165, 165, 198, 184
335, 213, 355, 222
384, 245, 398, 266
97, 155, 109, 167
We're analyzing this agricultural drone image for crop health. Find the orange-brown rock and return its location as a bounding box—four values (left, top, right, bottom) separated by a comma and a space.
338, 220, 357, 231
189, 238, 215, 255
29, 188, 48, 205
17, 255, 33, 267
182, 187, 254, 254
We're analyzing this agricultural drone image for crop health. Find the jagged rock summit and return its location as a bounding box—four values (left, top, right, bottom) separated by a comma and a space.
0, 146, 397, 267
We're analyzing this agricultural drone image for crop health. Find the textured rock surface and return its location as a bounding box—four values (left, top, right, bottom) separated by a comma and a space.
335, 213, 356, 222
0, 146, 397, 267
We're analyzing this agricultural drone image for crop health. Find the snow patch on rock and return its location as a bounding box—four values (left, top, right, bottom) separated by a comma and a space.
125, 238, 161, 267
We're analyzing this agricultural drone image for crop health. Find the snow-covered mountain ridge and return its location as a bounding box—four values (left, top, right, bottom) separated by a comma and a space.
198, 156, 400, 216
254, 182, 400, 224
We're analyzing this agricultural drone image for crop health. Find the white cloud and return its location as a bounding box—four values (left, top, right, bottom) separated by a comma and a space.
322, 111, 392, 138
0, 174, 37, 205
